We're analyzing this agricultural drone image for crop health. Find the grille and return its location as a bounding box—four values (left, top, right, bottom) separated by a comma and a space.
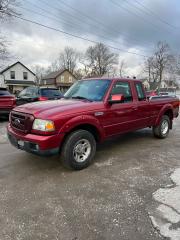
11, 111, 34, 133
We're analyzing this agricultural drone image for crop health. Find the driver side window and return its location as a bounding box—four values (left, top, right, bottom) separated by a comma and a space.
110, 81, 133, 103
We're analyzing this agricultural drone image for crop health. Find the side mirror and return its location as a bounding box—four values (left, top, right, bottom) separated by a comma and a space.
108, 94, 125, 104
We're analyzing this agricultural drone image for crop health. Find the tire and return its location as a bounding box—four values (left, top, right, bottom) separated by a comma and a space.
61, 130, 96, 170
153, 115, 170, 139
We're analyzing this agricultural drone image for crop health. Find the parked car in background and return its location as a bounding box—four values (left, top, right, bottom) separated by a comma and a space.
0, 88, 16, 115
16, 86, 63, 105
146, 90, 158, 98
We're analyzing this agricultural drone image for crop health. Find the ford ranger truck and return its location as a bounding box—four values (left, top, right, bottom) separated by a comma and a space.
7, 78, 179, 170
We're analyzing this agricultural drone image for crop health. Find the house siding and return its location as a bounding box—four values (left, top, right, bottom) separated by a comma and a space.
42, 70, 77, 93
2, 62, 35, 82
56, 70, 76, 84
0, 74, 5, 87
1, 62, 36, 93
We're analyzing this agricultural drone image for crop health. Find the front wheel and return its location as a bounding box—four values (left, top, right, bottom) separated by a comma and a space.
153, 115, 170, 139
61, 130, 96, 170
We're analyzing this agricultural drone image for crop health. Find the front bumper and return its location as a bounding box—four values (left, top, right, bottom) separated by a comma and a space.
0, 108, 13, 115
7, 124, 65, 156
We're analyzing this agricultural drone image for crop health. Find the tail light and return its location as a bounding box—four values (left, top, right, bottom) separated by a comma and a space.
13, 97, 16, 106
38, 96, 48, 101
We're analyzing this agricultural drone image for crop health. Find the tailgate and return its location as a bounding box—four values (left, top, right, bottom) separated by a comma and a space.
0, 96, 15, 107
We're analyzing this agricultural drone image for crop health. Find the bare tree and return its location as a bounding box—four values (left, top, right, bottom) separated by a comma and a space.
73, 68, 84, 80
0, 35, 10, 69
0, 0, 20, 20
31, 64, 49, 85
78, 53, 91, 77
154, 42, 172, 88
144, 56, 158, 82
55, 47, 79, 74
144, 41, 173, 90
119, 60, 126, 77
0, 0, 20, 68
85, 43, 118, 77
48, 59, 59, 72
172, 55, 180, 76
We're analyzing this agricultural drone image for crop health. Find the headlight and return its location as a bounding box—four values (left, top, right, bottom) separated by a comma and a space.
32, 119, 55, 132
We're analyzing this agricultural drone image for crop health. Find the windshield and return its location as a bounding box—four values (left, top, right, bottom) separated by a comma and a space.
64, 79, 111, 101
41, 89, 62, 97
18, 87, 38, 97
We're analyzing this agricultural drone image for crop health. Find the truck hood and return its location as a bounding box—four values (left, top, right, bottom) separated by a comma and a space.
13, 99, 102, 118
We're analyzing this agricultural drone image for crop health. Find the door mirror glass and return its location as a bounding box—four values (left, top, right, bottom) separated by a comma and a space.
109, 94, 125, 104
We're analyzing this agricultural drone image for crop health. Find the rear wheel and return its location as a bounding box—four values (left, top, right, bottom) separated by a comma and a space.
61, 130, 96, 170
153, 115, 170, 139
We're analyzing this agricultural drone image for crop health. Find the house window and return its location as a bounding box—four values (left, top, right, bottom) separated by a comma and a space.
10, 71, 15, 79
61, 75, 64, 82
23, 72, 28, 80
69, 76, 73, 82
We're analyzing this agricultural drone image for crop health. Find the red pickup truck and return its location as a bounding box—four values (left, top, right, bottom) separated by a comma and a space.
7, 78, 179, 170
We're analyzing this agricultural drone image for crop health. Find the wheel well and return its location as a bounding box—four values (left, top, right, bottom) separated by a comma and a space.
164, 109, 173, 120
66, 124, 100, 142
164, 109, 173, 129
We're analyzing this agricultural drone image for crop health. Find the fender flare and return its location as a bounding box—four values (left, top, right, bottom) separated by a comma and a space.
155, 104, 173, 126
59, 115, 105, 141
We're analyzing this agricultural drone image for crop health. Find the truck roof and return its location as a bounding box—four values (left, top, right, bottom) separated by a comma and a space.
83, 77, 141, 82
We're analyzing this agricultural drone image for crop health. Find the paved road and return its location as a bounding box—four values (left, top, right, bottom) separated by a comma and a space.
0, 117, 180, 240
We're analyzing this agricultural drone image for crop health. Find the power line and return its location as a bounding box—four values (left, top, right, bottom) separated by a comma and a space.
4, 11, 149, 58
19, 4, 139, 50
24, 0, 136, 49
19, 6, 75, 30
123, 0, 176, 33
23, 0, 154, 50
109, 0, 171, 34
134, 0, 178, 30
56, 0, 151, 47
36, 0, 154, 49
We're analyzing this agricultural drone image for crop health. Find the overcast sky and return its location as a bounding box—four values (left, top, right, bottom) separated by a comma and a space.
1, 0, 180, 76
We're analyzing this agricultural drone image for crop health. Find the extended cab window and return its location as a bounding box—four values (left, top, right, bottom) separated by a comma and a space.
110, 81, 133, 103
135, 83, 146, 101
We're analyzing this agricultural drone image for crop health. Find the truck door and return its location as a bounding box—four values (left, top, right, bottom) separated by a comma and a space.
103, 81, 139, 136
134, 82, 151, 128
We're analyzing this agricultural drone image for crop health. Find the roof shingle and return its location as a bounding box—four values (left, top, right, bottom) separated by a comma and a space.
42, 69, 65, 79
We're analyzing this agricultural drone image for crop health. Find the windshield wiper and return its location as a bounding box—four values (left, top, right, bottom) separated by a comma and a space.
72, 96, 92, 102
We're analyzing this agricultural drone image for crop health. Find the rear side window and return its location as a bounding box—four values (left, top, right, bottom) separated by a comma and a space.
110, 81, 133, 102
135, 83, 146, 101
40, 89, 62, 97
0, 89, 11, 96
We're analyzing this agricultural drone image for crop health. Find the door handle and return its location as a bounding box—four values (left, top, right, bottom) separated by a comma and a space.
132, 106, 138, 110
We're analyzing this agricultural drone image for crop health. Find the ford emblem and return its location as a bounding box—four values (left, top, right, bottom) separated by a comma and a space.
14, 118, 21, 124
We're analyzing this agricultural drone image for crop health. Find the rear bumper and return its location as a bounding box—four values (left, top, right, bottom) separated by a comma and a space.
7, 124, 65, 156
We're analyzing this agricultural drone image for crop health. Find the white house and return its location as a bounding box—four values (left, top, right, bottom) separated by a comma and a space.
0, 74, 5, 87
0, 61, 36, 93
